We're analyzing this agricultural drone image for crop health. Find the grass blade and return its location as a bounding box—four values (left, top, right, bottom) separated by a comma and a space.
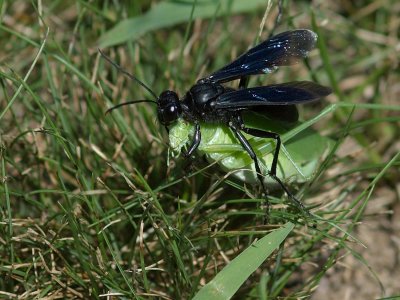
99, 0, 267, 47
193, 222, 294, 300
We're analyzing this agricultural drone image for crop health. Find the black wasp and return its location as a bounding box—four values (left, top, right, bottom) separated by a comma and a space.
101, 29, 331, 212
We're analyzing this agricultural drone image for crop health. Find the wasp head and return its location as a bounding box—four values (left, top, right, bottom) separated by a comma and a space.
157, 90, 182, 126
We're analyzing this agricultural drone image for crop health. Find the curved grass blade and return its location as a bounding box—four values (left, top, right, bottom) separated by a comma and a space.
99, 0, 267, 48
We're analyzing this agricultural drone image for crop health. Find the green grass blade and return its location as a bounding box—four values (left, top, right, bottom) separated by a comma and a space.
193, 222, 294, 300
98, 0, 267, 47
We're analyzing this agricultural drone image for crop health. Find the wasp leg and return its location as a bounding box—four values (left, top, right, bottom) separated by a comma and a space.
238, 76, 250, 89
232, 116, 309, 214
182, 122, 201, 158
228, 121, 270, 215
241, 127, 281, 177
241, 127, 307, 212
234, 114, 281, 177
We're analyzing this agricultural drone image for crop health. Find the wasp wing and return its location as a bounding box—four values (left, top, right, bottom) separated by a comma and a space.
251, 105, 300, 124
215, 81, 331, 109
205, 29, 318, 83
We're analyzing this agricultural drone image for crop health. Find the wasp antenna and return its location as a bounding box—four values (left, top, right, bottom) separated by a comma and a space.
98, 49, 159, 101
105, 100, 158, 115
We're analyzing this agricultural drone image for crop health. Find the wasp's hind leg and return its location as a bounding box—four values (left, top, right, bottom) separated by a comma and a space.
241, 127, 281, 177
232, 115, 310, 216
228, 120, 271, 220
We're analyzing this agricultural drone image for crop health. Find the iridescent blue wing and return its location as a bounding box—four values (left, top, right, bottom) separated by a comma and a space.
214, 81, 331, 109
204, 30, 318, 83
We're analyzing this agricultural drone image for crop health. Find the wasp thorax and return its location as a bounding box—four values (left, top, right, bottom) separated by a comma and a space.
157, 90, 182, 126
